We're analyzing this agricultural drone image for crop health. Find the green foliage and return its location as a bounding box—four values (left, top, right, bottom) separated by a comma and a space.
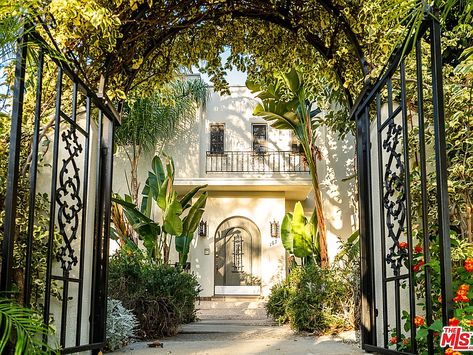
0, 298, 57, 354
114, 78, 208, 203
248, 70, 328, 266
388, 232, 473, 353
266, 263, 358, 334
113, 154, 207, 265
106, 298, 138, 351
0, 89, 62, 305
115, 79, 209, 152
108, 251, 200, 339
281, 202, 318, 262
175, 192, 208, 266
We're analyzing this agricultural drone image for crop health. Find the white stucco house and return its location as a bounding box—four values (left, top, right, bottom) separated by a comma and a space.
113, 78, 357, 298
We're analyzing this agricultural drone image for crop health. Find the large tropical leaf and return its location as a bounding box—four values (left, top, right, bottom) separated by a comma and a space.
180, 184, 208, 211
282, 68, 301, 94
280, 202, 316, 259
176, 192, 208, 266
182, 193, 208, 234
162, 194, 183, 235
112, 195, 161, 256
281, 213, 294, 253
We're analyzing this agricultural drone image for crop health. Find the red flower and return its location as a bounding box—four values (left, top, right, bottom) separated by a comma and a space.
399, 241, 408, 249
413, 260, 425, 272
414, 244, 423, 253
445, 348, 453, 355
402, 338, 409, 345
438, 295, 442, 303
433, 332, 439, 337
449, 318, 460, 326
469, 319, 473, 327
389, 336, 397, 344
454, 284, 470, 302
465, 257, 473, 272
453, 295, 469, 303
414, 316, 424, 327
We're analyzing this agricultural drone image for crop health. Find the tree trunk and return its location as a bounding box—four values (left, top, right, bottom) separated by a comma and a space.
305, 146, 328, 267
128, 145, 141, 204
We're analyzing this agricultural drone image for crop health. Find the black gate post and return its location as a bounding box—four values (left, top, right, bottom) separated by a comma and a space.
0, 27, 28, 293
430, 14, 453, 325
356, 106, 376, 348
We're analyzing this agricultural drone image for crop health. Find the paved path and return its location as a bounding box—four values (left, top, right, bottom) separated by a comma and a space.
116, 319, 365, 355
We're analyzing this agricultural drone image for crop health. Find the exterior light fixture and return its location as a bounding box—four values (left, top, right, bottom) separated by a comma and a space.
270, 220, 280, 238
198, 220, 207, 237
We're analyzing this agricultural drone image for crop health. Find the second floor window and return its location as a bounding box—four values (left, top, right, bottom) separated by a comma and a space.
252, 124, 267, 154
210, 123, 225, 154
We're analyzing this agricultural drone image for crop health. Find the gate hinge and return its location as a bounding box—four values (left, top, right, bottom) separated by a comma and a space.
375, 308, 379, 317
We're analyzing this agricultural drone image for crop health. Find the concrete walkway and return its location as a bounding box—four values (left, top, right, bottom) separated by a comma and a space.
116, 319, 365, 355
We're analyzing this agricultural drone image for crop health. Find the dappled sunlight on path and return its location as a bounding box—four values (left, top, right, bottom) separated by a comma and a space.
117, 319, 364, 355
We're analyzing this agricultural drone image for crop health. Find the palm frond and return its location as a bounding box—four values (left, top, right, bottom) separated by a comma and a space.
115, 78, 209, 151
0, 298, 57, 354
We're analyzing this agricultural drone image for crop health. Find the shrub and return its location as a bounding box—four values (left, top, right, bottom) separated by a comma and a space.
106, 299, 138, 351
266, 263, 358, 334
108, 251, 200, 339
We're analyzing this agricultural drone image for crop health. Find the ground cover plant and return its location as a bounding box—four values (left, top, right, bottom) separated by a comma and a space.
106, 298, 139, 351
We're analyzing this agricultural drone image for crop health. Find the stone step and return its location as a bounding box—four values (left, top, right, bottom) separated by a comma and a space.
195, 298, 269, 321
196, 307, 268, 320
196, 300, 266, 310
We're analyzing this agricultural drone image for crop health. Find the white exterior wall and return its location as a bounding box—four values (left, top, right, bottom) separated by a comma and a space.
189, 192, 286, 297
112, 83, 357, 298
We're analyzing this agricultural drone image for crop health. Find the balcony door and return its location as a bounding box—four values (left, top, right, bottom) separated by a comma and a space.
214, 216, 261, 295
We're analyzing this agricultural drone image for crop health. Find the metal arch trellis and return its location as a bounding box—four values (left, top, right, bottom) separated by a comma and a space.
353, 9, 453, 355
1, 24, 120, 353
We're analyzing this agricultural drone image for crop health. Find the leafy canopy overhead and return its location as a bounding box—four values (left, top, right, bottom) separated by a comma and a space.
1, 0, 472, 124
2, 0, 420, 101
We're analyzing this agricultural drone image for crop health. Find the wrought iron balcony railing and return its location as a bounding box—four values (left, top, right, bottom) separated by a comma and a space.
206, 151, 310, 173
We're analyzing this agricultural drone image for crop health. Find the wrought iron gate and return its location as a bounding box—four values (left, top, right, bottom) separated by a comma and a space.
1, 25, 119, 353
354, 11, 453, 355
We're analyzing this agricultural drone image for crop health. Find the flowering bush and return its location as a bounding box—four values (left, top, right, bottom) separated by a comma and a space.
388, 233, 473, 354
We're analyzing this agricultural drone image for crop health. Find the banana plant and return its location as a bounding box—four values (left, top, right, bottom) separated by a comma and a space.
175, 192, 208, 267
113, 154, 207, 263
281, 202, 319, 265
111, 193, 162, 259
247, 69, 328, 267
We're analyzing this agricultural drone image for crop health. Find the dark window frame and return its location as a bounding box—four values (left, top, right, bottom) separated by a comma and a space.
209, 123, 225, 154
252, 123, 268, 154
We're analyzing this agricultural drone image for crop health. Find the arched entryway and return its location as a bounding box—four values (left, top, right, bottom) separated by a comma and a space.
214, 216, 261, 296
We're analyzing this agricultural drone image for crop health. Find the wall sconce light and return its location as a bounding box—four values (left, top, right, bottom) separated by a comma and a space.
270, 220, 280, 238
198, 220, 207, 237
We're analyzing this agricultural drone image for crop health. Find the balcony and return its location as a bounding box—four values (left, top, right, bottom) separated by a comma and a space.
206, 150, 310, 174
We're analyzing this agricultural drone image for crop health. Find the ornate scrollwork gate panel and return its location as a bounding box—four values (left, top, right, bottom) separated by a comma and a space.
354, 12, 453, 355
1, 27, 119, 353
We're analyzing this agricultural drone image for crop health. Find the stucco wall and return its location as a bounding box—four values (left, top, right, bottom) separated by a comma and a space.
187, 192, 286, 297
285, 124, 357, 259
111, 83, 358, 298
